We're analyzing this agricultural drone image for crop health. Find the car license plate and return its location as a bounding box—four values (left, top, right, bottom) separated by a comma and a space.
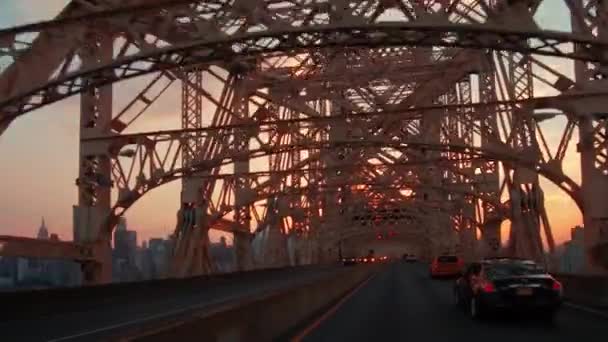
516, 287, 533, 296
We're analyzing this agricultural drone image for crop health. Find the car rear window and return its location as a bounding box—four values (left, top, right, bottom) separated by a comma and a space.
437, 256, 458, 263
485, 262, 545, 278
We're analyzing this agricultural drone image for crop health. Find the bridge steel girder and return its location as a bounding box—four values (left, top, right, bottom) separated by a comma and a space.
170, 67, 215, 279
1, 2, 608, 126
2, 0, 608, 281
71, 129, 576, 278
570, 0, 608, 274
72, 31, 114, 284
193, 178, 503, 260
91, 135, 582, 213
164, 156, 505, 264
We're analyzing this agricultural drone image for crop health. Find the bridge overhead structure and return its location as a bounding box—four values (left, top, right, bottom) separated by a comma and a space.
0, 0, 608, 283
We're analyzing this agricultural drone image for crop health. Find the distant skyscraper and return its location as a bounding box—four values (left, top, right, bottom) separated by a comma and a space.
571, 226, 584, 242
117, 217, 127, 232
112, 218, 141, 282
126, 231, 137, 262
37, 217, 49, 240
114, 229, 137, 264
560, 225, 585, 273
113, 217, 133, 258
148, 238, 170, 279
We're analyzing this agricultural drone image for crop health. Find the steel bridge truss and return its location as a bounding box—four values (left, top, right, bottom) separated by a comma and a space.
0, 0, 608, 282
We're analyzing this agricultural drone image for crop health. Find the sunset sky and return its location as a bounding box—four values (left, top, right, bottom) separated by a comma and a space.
0, 1, 583, 246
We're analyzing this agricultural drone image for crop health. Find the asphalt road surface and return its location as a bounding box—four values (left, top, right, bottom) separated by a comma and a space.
300, 262, 608, 342
0, 266, 341, 342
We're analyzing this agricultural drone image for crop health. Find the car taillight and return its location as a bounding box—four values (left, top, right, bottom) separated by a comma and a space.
481, 281, 496, 293
552, 280, 562, 291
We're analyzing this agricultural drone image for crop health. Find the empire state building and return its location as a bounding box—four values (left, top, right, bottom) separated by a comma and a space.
37, 217, 49, 240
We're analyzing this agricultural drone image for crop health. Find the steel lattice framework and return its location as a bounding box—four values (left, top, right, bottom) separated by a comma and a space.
1, 0, 608, 283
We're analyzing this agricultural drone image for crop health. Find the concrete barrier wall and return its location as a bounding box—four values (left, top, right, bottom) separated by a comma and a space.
126, 266, 377, 341
0, 266, 328, 321
554, 274, 608, 308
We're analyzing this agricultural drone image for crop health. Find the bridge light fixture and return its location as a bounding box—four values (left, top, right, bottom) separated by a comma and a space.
119, 149, 136, 158
533, 112, 560, 122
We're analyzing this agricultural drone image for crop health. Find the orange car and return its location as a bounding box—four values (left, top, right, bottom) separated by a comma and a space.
430, 255, 464, 278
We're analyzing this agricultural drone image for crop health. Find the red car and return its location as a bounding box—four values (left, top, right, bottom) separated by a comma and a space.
430, 255, 464, 278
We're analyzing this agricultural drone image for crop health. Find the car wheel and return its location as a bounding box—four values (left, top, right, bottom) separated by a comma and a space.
470, 297, 483, 319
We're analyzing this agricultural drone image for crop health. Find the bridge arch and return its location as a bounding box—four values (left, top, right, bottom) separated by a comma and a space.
0, 4, 606, 129
1, 1, 604, 281
0, 2, 588, 230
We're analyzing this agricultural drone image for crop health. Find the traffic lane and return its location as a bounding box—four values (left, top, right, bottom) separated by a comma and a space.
0, 265, 343, 342
301, 262, 608, 342
300, 262, 469, 341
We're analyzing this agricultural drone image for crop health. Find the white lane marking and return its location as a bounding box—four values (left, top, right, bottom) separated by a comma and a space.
564, 302, 608, 320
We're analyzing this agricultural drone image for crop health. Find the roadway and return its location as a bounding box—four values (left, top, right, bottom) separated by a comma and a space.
298, 262, 608, 342
0, 265, 342, 342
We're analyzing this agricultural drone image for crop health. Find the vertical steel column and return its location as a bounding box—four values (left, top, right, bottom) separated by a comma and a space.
417, 46, 448, 260
478, 58, 502, 258
322, 92, 349, 264
233, 74, 253, 271
182, 69, 203, 167
571, 0, 608, 274
444, 83, 465, 257
504, 50, 546, 262
289, 107, 305, 266
260, 96, 290, 268
74, 31, 113, 284
170, 67, 215, 278
455, 78, 477, 262
307, 99, 328, 264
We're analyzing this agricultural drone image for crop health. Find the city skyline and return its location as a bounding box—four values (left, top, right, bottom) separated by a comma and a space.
0, 1, 583, 245
29, 215, 172, 247
0, 214, 236, 290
